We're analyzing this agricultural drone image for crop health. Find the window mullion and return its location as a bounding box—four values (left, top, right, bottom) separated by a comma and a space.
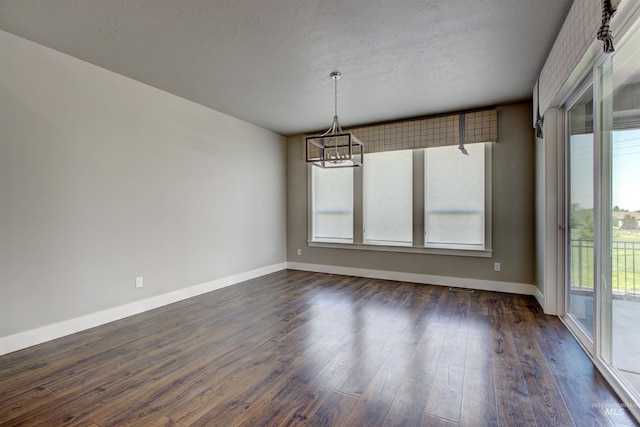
354, 166, 364, 244
413, 150, 425, 246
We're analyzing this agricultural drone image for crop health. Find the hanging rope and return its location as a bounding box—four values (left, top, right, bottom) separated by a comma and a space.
458, 113, 468, 155
535, 75, 544, 139
597, 0, 617, 53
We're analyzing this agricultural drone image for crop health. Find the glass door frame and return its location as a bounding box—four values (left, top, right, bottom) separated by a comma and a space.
561, 75, 601, 356
559, 11, 640, 420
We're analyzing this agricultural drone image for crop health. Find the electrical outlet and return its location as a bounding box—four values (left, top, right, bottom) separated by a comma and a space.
135, 276, 144, 288
297, 248, 302, 256
494, 263, 501, 272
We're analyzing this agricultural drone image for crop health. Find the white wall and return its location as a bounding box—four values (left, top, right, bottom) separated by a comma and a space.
0, 30, 286, 350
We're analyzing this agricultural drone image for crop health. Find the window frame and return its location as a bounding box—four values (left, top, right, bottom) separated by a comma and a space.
308, 143, 493, 258
309, 165, 355, 243
363, 149, 414, 247
424, 142, 490, 251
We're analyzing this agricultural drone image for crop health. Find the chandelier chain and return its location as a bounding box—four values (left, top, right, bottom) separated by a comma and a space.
334, 76, 338, 119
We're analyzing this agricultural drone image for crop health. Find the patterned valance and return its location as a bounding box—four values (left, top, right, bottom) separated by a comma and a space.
346, 108, 497, 154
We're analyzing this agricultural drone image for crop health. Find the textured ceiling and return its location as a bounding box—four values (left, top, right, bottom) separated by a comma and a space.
0, 0, 573, 135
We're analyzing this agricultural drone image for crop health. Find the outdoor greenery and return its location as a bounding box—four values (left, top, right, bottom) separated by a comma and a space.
570, 227, 640, 296
570, 204, 594, 240
620, 213, 639, 231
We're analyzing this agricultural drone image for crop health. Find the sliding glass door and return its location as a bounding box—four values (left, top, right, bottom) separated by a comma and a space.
566, 86, 595, 340
564, 21, 640, 414
601, 25, 640, 400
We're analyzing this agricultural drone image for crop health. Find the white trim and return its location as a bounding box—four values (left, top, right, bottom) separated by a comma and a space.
0, 261, 539, 357
307, 241, 492, 258
0, 263, 286, 356
308, 143, 493, 259
535, 287, 545, 309
548, 108, 563, 316
592, 353, 640, 422
560, 316, 640, 422
286, 262, 538, 297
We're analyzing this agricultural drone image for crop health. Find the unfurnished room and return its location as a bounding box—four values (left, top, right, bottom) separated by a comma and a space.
1, 0, 640, 425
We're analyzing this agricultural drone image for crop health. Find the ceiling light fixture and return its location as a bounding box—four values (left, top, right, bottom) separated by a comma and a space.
306, 71, 363, 168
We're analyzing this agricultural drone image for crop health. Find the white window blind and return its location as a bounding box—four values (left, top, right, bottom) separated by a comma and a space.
425, 143, 485, 248
311, 167, 353, 242
364, 150, 413, 245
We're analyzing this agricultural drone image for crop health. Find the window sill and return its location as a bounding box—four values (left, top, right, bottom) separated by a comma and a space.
307, 241, 493, 258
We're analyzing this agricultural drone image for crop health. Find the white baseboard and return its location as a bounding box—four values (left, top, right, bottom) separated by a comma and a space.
286, 262, 538, 296
0, 263, 286, 356
535, 287, 545, 311
1, 262, 539, 356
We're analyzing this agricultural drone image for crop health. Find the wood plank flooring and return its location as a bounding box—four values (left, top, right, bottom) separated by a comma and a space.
0, 269, 637, 426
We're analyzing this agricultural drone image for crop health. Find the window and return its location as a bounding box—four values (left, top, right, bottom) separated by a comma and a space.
309, 143, 491, 256
425, 143, 485, 248
364, 150, 413, 245
311, 166, 353, 243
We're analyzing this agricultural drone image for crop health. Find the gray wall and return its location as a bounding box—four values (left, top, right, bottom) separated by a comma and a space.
0, 30, 286, 338
287, 102, 535, 287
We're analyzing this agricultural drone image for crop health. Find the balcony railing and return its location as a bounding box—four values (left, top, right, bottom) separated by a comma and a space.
571, 239, 640, 298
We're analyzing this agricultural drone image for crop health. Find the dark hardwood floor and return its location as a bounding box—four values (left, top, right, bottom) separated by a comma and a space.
0, 269, 637, 426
